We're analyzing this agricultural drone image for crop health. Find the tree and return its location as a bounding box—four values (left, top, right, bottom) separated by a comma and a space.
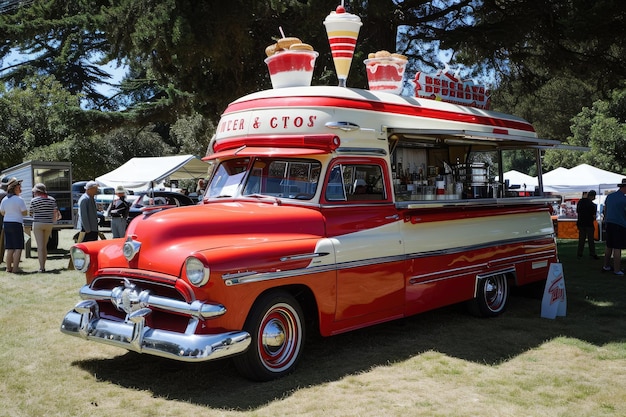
543, 88, 626, 174
0, 0, 116, 110
169, 113, 214, 156
0, 75, 86, 170
3, 0, 626, 175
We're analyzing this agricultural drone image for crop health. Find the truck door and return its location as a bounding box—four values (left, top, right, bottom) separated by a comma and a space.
321, 159, 405, 328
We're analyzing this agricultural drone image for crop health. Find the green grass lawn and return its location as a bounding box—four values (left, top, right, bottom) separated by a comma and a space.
1, 232, 625, 417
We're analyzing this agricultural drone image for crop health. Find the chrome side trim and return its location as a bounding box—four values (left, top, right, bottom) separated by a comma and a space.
476, 266, 516, 280
280, 252, 329, 262
223, 262, 340, 286
61, 300, 250, 362
79, 285, 226, 320
408, 252, 552, 284
222, 234, 555, 286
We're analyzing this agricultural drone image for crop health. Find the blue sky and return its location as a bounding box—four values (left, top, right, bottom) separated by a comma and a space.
1, 49, 127, 98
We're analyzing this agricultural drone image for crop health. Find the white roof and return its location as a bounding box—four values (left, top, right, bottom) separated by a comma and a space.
542, 164, 625, 194
96, 155, 210, 190
502, 170, 538, 188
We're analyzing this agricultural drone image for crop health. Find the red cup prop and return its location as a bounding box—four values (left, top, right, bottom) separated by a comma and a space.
364, 57, 407, 94
265, 50, 319, 89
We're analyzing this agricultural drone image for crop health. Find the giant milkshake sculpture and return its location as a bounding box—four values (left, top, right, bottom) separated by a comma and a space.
324, 3, 362, 87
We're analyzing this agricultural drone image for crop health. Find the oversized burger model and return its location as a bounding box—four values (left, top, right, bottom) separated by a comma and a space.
61, 3, 561, 381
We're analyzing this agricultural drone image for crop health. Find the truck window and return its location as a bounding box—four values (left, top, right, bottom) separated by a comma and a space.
206, 158, 250, 198
208, 157, 321, 200
325, 163, 386, 202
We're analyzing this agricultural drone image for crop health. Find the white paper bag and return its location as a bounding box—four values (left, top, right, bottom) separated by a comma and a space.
541, 263, 567, 319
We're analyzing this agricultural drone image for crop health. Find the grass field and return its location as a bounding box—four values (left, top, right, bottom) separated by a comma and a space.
1, 230, 625, 416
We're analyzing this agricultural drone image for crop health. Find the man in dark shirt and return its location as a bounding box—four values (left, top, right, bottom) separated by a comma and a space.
576, 189, 598, 259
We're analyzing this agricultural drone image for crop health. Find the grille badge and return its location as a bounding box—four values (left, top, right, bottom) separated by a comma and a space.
111, 279, 151, 316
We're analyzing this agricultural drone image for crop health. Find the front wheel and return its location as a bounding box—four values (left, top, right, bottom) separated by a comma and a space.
234, 291, 305, 381
467, 274, 509, 317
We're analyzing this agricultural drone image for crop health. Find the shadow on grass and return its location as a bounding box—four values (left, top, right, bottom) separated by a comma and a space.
74, 239, 626, 411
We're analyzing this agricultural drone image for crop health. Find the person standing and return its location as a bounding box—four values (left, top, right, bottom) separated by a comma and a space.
108, 185, 130, 238
0, 178, 28, 273
602, 180, 626, 275
576, 189, 598, 259
196, 178, 206, 195
76, 181, 100, 242
0, 176, 9, 263
29, 183, 59, 272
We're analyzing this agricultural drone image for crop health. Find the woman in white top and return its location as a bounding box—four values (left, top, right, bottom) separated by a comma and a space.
0, 178, 28, 273
29, 183, 59, 272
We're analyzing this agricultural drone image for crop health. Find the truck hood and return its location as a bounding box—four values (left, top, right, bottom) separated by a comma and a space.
97, 201, 326, 276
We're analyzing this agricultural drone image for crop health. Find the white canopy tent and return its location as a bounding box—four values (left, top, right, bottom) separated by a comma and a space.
96, 155, 210, 191
542, 164, 625, 195
502, 170, 538, 190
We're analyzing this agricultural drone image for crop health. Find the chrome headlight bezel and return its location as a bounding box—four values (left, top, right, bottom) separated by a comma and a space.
71, 247, 90, 272
184, 256, 210, 287
123, 237, 141, 261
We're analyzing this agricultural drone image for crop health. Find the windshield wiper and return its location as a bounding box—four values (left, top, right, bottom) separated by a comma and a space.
243, 194, 282, 205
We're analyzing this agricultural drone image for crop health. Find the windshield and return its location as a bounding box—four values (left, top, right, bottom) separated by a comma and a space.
206, 157, 322, 200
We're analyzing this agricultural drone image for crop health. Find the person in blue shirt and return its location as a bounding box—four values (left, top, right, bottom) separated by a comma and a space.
602, 180, 626, 275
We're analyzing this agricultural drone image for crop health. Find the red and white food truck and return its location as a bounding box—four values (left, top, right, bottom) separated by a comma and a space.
61, 8, 561, 381
60, 84, 560, 380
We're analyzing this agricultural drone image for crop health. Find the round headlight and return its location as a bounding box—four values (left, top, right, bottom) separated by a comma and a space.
71, 247, 90, 272
123, 237, 141, 261
185, 257, 210, 286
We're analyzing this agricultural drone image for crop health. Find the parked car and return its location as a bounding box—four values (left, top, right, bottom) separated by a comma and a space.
71, 181, 88, 209
127, 191, 195, 223
94, 187, 116, 227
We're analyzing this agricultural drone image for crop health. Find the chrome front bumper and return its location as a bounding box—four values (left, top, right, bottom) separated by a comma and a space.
60, 284, 251, 362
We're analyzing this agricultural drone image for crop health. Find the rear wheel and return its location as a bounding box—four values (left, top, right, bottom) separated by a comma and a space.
467, 274, 509, 317
234, 291, 305, 381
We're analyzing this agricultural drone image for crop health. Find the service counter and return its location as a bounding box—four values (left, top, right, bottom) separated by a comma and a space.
396, 196, 558, 210
555, 218, 600, 240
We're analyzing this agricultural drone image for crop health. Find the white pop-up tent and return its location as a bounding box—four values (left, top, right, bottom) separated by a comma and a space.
502, 170, 538, 189
96, 155, 210, 191
542, 164, 625, 194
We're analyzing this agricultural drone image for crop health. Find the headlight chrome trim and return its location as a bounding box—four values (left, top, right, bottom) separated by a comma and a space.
185, 256, 210, 287
123, 236, 141, 261
71, 247, 90, 272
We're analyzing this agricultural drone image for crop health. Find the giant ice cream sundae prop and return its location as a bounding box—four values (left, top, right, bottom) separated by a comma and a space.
265, 33, 318, 89
323, 3, 362, 87
364, 50, 408, 94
